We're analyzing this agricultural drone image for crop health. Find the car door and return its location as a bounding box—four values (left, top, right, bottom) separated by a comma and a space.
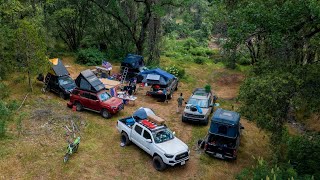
131, 124, 144, 148
88, 93, 100, 111
79, 92, 91, 109
140, 129, 153, 155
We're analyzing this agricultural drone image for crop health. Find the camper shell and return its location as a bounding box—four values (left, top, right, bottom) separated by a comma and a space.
200, 108, 243, 160
139, 68, 178, 100
42, 58, 76, 99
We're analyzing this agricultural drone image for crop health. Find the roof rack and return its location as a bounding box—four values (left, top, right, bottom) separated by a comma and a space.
192, 88, 210, 97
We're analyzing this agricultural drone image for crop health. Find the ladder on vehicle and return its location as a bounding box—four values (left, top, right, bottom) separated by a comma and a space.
41, 74, 51, 93
120, 67, 128, 84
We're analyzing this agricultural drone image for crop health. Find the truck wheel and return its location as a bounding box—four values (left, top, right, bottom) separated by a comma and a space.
197, 139, 205, 149
59, 92, 66, 100
182, 117, 187, 123
101, 109, 111, 119
153, 155, 167, 171
202, 117, 209, 126
75, 102, 83, 111
121, 132, 131, 146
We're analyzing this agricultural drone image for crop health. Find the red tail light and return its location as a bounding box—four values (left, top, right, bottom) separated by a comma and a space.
204, 143, 208, 150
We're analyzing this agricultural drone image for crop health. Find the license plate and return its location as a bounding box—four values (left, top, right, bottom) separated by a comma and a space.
181, 161, 185, 165
215, 153, 223, 159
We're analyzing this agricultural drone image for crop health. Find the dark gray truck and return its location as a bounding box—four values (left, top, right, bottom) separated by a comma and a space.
199, 108, 244, 160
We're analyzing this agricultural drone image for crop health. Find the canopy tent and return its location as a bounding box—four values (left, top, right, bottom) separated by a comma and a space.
75, 69, 105, 92
138, 68, 175, 85
209, 108, 240, 138
49, 58, 69, 77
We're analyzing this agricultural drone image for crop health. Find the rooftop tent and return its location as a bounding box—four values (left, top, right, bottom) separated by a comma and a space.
133, 107, 156, 120
75, 69, 105, 92
121, 54, 144, 69
209, 108, 240, 138
49, 58, 69, 76
139, 68, 175, 85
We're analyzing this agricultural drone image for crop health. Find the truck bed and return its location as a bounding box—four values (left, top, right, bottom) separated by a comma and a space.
204, 133, 238, 160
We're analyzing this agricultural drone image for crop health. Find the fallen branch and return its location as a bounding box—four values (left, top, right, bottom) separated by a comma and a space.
17, 93, 29, 111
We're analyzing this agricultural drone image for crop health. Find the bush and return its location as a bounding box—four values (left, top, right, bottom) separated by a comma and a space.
236, 157, 298, 180
287, 134, 320, 177
183, 38, 198, 50
165, 65, 185, 78
194, 56, 206, 64
237, 56, 252, 65
76, 48, 105, 66
0, 82, 9, 100
190, 47, 208, 57
0, 100, 11, 138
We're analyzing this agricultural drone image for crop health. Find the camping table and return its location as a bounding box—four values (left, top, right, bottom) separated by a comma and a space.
117, 92, 137, 106
99, 78, 121, 90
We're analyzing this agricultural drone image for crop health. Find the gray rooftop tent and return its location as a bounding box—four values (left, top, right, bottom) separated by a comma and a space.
75, 69, 105, 92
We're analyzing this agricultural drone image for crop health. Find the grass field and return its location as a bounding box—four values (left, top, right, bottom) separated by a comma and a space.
0, 57, 271, 179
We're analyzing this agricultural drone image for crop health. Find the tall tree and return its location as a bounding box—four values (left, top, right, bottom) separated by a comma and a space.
15, 20, 47, 91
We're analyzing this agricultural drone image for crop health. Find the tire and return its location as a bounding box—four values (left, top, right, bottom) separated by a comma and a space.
202, 117, 209, 126
74, 144, 79, 153
153, 155, 167, 171
121, 132, 131, 146
63, 153, 69, 163
182, 117, 187, 123
167, 93, 173, 100
101, 109, 111, 119
59, 92, 66, 99
197, 139, 205, 149
75, 102, 83, 111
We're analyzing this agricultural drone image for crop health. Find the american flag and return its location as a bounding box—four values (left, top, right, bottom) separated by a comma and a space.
102, 61, 112, 69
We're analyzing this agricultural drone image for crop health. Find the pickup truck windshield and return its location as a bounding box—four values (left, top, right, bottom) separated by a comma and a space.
58, 76, 75, 87
98, 92, 111, 102
153, 129, 174, 143
187, 98, 208, 108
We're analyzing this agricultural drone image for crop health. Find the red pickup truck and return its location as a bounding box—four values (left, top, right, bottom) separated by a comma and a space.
67, 88, 124, 118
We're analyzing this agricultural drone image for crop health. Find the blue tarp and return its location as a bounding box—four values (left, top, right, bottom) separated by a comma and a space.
139, 68, 175, 85
209, 108, 240, 138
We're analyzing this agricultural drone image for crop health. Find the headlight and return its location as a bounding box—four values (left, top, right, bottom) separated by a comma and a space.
164, 154, 174, 158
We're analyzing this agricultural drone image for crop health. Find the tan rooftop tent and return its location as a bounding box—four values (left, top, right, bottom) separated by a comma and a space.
147, 114, 165, 125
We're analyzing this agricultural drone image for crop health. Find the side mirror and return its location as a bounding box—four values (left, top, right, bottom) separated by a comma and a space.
172, 131, 176, 136
146, 139, 152, 143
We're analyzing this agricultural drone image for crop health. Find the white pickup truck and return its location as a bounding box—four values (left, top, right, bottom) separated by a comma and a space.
116, 107, 190, 171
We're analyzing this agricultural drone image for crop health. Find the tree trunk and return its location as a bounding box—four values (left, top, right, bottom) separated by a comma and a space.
27, 70, 33, 92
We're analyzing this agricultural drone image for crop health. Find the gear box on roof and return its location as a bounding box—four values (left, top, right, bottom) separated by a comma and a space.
75, 69, 105, 92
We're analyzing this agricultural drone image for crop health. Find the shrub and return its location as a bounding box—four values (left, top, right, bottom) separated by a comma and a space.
0, 100, 10, 138
236, 157, 298, 180
194, 56, 206, 64
287, 133, 320, 177
0, 82, 9, 100
76, 48, 105, 66
165, 65, 185, 78
190, 47, 208, 57
183, 37, 198, 50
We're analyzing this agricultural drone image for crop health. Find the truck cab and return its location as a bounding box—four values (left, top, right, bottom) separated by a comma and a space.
201, 108, 243, 160
116, 107, 190, 171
